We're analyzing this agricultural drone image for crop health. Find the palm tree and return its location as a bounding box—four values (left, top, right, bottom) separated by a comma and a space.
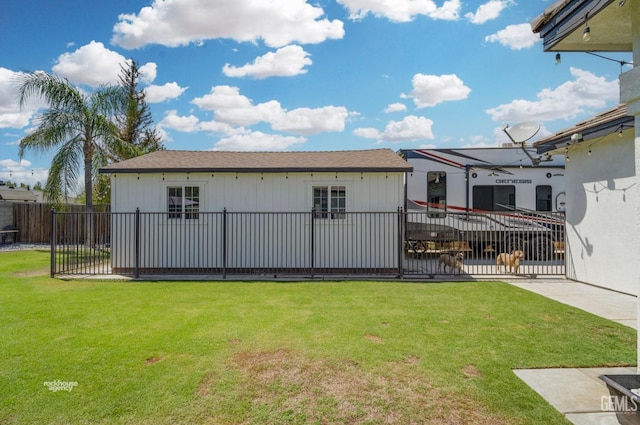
17, 71, 127, 212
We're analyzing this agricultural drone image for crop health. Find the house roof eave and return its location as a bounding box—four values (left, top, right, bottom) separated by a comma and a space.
531, 0, 629, 52
534, 104, 634, 154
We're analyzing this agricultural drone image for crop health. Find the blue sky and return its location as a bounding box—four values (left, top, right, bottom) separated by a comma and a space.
0, 0, 632, 188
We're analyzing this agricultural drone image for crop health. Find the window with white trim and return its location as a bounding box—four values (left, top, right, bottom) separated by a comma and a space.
167, 186, 200, 219
313, 186, 346, 219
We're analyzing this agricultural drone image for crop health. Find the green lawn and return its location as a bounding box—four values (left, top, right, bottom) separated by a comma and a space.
0, 250, 635, 424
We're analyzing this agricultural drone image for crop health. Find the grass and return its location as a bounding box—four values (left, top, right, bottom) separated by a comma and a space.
0, 250, 636, 424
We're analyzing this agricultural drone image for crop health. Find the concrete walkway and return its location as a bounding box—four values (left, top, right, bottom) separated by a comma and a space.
504, 277, 637, 425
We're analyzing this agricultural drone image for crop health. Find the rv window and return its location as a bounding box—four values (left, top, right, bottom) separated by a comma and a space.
427, 172, 446, 218
536, 185, 552, 211
472, 186, 515, 211
313, 186, 346, 219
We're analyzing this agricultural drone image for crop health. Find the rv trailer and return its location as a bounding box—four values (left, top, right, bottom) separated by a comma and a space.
399, 147, 566, 260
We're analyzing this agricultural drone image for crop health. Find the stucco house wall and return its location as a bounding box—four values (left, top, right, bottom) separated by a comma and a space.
564, 133, 638, 295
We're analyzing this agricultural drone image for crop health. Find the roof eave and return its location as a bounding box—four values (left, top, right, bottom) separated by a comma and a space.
532, 0, 617, 52
534, 114, 634, 154
100, 166, 414, 174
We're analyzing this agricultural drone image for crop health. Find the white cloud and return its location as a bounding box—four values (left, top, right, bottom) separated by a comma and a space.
52, 41, 127, 87
0, 68, 47, 129
485, 67, 619, 123
417, 143, 437, 149
337, 0, 461, 22
192, 85, 351, 135
465, 0, 511, 24
402, 73, 471, 108
193, 86, 283, 127
0, 158, 29, 168
112, 0, 344, 49
0, 158, 48, 188
384, 103, 407, 113
51, 42, 157, 88
197, 120, 241, 135
145, 82, 187, 103
380, 115, 434, 141
158, 110, 200, 132
461, 135, 499, 148
138, 62, 157, 84
193, 86, 253, 111
354, 115, 434, 142
223, 45, 312, 79
353, 127, 380, 139
213, 131, 306, 151
272, 106, 350, 135
485, 23, 539, 50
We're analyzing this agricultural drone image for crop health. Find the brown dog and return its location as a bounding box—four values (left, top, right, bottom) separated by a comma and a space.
438, 252, 464, 273
496, 250, 525, 273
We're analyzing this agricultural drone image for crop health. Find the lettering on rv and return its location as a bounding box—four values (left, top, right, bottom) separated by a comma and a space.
494, 179, 532, 184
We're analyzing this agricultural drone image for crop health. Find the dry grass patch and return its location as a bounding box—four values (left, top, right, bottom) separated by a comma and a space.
461, 364, 483, 379
145, 356, 163, 365
198, 348, 510, 425
12, 267, 50, 277
365, 334, 385, 344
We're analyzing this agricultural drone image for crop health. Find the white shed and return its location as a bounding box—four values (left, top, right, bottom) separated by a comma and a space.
100, 149, 412, 274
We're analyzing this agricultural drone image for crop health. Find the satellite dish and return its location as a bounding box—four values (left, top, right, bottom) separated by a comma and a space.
505, 122, 540, 144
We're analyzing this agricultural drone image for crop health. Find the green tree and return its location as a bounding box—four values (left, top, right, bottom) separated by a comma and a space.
18, 71, 126, 212
94, 60, 164, 205
114, 60, 163, 160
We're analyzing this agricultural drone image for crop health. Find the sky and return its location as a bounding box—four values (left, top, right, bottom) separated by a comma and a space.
0, 0, 633, 188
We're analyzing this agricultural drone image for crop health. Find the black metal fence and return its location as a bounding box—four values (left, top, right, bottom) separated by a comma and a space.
50, 209, 565, 278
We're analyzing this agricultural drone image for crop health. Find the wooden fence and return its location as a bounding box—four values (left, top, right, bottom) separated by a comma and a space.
12, 203, 109, 244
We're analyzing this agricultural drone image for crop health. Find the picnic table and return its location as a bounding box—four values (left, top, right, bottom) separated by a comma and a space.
405, 240, 472, 259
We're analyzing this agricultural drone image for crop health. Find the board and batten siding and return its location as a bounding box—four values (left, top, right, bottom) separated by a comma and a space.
111, 171, 404, 213
109, 171, 405, 271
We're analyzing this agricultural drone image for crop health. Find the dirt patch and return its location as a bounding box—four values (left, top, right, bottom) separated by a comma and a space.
405, 355, 420, 365
201, 348, 509, 424
228, 338, 242, 346
12, 268, 50, 277
145, 356, 163, 365
364, 334, 384, 344
197, 372, 217, 397
462, 364, 483, 379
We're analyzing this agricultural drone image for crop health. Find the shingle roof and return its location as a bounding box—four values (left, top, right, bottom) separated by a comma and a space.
0, 187, 37, 202
534, 104, 633, 154
100, 149, 413, 174
530, 0, 573, 33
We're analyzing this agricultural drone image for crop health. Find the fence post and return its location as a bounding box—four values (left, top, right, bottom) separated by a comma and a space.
50, 208, 56, 278
135, 208, 140, 279
310, 208, 315, 277
222, 208, 227, 279
397, 207, 404, 278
